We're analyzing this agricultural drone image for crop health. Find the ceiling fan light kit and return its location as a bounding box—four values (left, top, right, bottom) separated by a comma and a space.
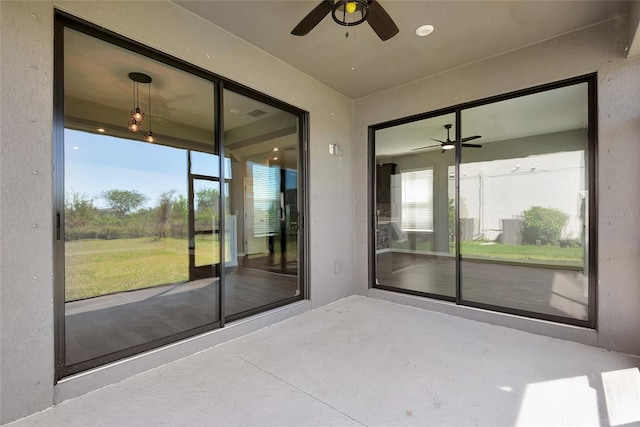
291, 0, 399, 41
332, 0, 369, 27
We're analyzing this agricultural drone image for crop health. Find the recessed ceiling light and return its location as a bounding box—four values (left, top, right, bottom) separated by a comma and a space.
415, 24, 434, 37
350, 67, 356, 71
97, 128, 106, 133
273, 157, 278, 160
229, 108, 240, 114
273, 148, 279, 152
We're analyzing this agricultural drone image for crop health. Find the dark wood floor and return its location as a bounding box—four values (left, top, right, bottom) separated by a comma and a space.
377, 251, 588, 320
65, 268, 298, 366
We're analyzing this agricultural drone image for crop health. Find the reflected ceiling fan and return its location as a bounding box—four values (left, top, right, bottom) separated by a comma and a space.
291, 0, 399, 41
412, 124, 482, 153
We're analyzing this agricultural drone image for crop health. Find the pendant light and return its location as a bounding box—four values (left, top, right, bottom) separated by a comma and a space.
127, 72, 151, 134
144, 79, 156, 144
127, 72, 156, 143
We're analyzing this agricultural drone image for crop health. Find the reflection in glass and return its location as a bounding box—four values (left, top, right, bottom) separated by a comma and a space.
63, 27, 219, 367
192, 179, 221, 267
223, 89, 300, 317
374, 113, 456, 298
459, 83, 589, 320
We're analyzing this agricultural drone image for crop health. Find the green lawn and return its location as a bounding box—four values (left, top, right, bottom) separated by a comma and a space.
393, 239, 583, 264
65, 237, 222, 301
460, 241, 583, 264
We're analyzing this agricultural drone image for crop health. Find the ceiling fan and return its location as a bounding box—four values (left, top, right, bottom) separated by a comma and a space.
291, 0, 399, 41
412, 124, 482, 153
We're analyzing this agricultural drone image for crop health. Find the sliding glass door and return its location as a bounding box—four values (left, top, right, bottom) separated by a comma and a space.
55, 14, 307, 378
61, 26, 222, 373
371, 76, 595, 327
222, 89, 302, 319
459, 83, 590, 321
374, 113, 456, 299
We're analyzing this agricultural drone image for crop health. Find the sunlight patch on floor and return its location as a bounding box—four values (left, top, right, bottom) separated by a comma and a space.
602, 367, 640, 426
516, 376, 598, 426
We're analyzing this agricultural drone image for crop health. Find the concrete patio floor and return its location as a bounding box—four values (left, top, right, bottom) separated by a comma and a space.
8, 296, 640, 426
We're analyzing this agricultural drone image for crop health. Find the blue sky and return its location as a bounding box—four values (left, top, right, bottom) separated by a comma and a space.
65, 129, 295, 210
65, 129, 188, 209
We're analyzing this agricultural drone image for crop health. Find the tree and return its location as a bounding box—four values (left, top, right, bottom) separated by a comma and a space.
157, 190, 177, 238
100, 189, 148, 216
65, 191, 97, 227
521, 206, 569, 246
195, 187, 219, 213
171, 194, 188, 223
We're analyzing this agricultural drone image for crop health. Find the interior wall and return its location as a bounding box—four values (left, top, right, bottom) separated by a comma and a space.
0, 1, 354, 423
355, 17, 640, 356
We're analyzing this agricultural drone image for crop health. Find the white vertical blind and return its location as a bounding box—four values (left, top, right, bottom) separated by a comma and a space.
401, 168, 434, 232
251, 162, 280, 236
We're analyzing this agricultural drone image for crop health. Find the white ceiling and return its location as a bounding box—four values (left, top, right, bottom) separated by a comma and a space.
173, 0, 629, 99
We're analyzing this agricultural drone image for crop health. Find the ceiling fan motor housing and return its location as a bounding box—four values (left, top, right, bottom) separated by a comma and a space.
331, 0, 369, 27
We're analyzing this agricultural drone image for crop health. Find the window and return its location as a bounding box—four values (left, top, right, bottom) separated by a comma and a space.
250, 162, 281, 237
400, 168, 434, 232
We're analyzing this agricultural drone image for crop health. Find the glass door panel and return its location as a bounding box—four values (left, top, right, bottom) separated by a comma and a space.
223, 89, 301, 317
459, 83, 589, 320
374, 113, 456, 298
62, 27, 220, 370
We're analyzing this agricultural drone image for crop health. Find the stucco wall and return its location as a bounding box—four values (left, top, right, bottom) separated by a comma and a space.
0, 1, 354, 423
355, 17, 640, 356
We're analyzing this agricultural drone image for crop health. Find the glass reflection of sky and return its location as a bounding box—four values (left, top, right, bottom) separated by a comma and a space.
65, 129, 228, 209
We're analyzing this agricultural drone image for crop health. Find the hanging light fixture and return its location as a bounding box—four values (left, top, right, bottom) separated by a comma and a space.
127, 72, 151, 133
127, 72, 156, 143
143, 76, 156, 144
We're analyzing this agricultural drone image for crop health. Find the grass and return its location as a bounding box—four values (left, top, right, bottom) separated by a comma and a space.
65, 237, 222, 301
460, 241, 583, 263
392, 239, 583, 264
67, 236, 582, 301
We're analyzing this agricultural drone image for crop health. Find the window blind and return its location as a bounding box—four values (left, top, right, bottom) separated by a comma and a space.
401, 168, 433, 232
252, 163, 280, 236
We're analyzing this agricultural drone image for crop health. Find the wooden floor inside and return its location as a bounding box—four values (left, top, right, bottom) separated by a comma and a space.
65, 267, 298, 366
376, 251, 588, 320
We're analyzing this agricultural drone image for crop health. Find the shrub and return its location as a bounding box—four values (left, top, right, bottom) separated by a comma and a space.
521, 206, 568, 246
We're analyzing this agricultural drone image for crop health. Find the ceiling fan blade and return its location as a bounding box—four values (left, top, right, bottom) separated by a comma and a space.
366, 0, 399, 41
461, 135, 482, 143
411, 144, 440, 151
291, 0, 333, 36
462, 143, 482, 148
431, 138, 446, 144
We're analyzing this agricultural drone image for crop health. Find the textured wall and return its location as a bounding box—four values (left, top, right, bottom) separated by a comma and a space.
0, 1, 354, 423
0, 2, 56, 423
354, 17, 640, 356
